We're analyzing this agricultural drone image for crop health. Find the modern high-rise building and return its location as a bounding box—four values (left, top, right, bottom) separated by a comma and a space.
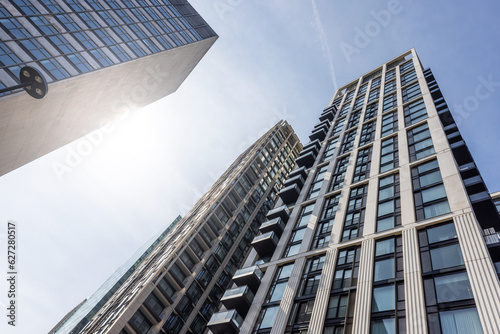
0, 0, 217, 176
209, 49, 500, 334
492, 191, 500, 215
54, 121, 301, 334
49, 215, 182, 334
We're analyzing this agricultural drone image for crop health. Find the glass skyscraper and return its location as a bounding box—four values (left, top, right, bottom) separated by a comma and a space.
210, 49, 500, 334
0, 0, 217, 176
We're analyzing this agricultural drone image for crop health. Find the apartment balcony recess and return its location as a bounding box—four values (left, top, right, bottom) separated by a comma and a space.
278, 183, 301, 205
288, 166, 308, 181
283, 174, 305, 189
303, 139, 321, 152
221, 286, 255, 316
232, 266, 263, 292
266, 205, 291, 222
309, 127, 327, 142
319, 109, 335, 122
314, 119, 330, 131
207, 309, 244, 334
251, 231, 279, 258
260, 217, 285, 237
295, 151, 316, 169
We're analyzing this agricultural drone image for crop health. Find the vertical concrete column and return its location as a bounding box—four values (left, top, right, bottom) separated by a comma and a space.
270, 257, 307, 334
402, 227, 428, 334
454, 213, 500, 334
308, 248, 338, 334
352, 238, 374, 333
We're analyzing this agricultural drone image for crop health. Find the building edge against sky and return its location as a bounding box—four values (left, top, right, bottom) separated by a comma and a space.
0, 0, 217, 177
52, 121, 301, 334
207, 49, 500, 334
49, 215, 183, 334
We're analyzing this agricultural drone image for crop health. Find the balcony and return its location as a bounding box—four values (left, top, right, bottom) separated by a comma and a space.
303, 139, 321, 152
207, 309, 244, 334
300, 144, 319, 157
221, 286, 255, 316
295, 151, 316, 169
288, 166, 308, 181
283, 174, 305, 189
278, 183, 301, 205
232, 266, 263, 292
251, 231, 279, 258
266, 205, 291, 222
319, 109, 335, 122
309, 127, 327, 142
260, 217, 285, 237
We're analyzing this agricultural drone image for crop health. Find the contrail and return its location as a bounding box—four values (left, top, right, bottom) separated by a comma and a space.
311, 0, 338, 92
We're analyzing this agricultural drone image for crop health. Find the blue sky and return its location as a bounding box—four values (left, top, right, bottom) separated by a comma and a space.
1, 0, 500, 333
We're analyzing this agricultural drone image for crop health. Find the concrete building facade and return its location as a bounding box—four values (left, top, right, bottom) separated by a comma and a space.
0, 0, 217, 176
210, 49, 500, 334
56, 121, 301, 334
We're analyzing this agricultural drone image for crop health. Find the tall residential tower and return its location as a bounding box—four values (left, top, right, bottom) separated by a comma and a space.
0, 0, 217, 176
53, 121, 301, 334
210, 49, 500, 334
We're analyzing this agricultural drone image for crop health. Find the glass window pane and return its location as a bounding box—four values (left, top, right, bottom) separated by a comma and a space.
427, 223, 457, 244
260, 306, 279, 328
269, 282, 287, 302
372, 318, 396, 334
372, 285, 395, 312
292, 228, 306, 242
439, 308, 483, 334
417, 159, 439, 174
422, 185, 447, 203
279, 264, 294, 279
430, 244, 464, 270
287, 244, 301, 257
378, 201, 394, 216
380, 174, 394, 187
376, 239, 394, 256
379, 187, 394, 201
374, 258, 395, 281
419, 170, 442, 187
434, 272, 474, 303
377, 216, 395, 232
424, 201, 450, 218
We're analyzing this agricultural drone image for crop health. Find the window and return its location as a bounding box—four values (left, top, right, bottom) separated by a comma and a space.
127, 41, 148, 57
368, 87, 380, 102
342, 185, 368, 241
308, 164, 328, 199
312, 194, 340, 249
130, 311, 152, 334
364, 102, 378, 121
110, 45, 131, 62
385, 69, 396, 81
169, 263, 186, 285
55, 14, 80, 32
285, 203, 315, 257
330, 155, 350, 191
402, 81, 421, 103
339, 104, 351, 118
179, 251, 196, 270
371, 76, 381, 88
357, 83, 368, 96
352, 147, 372, 183
373, 236, 403, 282
384, 79, 396, 94
157, 277, 176, 301
0, 17, 30, 39
379, 136, 398, 173
412, 159, 450, 220
40, 58, 70, 80
359, 121, 376, 147
382, 93, 397, 113
399, 60, 414, 73
407, 122, 434, 162
300, 255, 325, 296
404, 98, 427, 126
256, 305, 279, 330
20, 39, 51, 60
322, 138, 338, 162
381, 111, 398, 138
340, 130, 357, 154
401, 70, 417, 86
345, 89, 355, 102
419, 222, 480, 334
348, 109, 362, 129
331, 118, 346, 137
376, 174, 401, 232
144, 293, 164, 317
371, 275, 405, 333
353, 95, 365, 110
